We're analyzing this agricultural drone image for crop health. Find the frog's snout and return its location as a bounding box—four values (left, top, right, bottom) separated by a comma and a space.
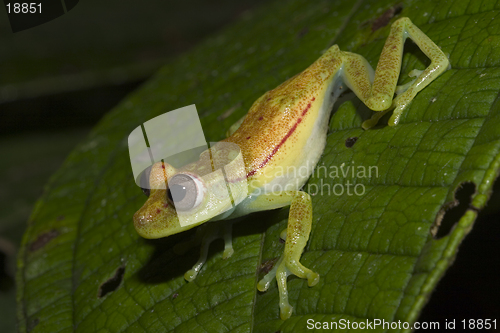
133, 210, 150, 228
133, 189, 168, 238
133, 189, 183, 239
133, 207, 158, 238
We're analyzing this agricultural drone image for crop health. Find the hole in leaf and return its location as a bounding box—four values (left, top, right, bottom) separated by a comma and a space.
420, 177, 500, 322
371, 4, 403, 32
434, 182, 476, 239
345, 137, 358, 148
29, 229, 59, 252
0, 250, 14, 292
260, 257, 279, 275
98, 265, 125, 298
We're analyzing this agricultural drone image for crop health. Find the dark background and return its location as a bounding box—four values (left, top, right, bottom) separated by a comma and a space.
0, 1, 271, 331
0, 1, 498, 332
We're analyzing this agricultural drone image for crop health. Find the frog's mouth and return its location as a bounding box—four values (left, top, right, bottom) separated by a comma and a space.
133, 189, 182, 239
134, 186, 212, 239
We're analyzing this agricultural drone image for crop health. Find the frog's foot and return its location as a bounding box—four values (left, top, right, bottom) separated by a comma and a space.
258, 229, 319, 320
280, 229, 287, 241
362, 107, 393, 130
363, 69, 426, 130
362, 96, 410, 129
222, 222, 234, 259
257, 253, 319, 320
395, 69, 424, 95
182, 222, 234, 282
242, 190, 318, 319
356, 18, 449, 129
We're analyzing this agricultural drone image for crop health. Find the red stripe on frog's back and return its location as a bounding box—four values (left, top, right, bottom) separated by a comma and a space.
224, 46, 342, 182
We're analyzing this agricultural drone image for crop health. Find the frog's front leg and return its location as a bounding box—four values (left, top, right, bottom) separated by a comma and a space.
178, 221, 235, 281
341, 17, 449, 129
249, 190, 319, 320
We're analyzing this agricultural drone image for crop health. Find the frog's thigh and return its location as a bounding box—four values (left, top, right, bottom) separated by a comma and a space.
250, 190, 319, 320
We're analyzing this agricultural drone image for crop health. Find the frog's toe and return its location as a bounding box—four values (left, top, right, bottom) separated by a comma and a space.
284, 258, 319, 288
395, 81, 413, 95
362, 117, 379, 130
408, 69, 424, 78
222, 247, 234, 259
257, 257, 281, 292
182, 223, 220, 282
362, 111, 385, 129
280, 229, 287, 241
395, 69, 424, 95
280, 303, 293, 321
258, 254, 319, 319
184, 269, 198, 281
307, 271, 320, 287
388, 103, 407, 126
257, 279, 271, 292
275, 260, 294, 320
222, 222, 234, 259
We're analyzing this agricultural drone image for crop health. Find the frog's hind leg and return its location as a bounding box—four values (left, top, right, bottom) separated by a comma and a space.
249, 190, 319, 320
359, 68, 424, 128
340, 17, 449, 128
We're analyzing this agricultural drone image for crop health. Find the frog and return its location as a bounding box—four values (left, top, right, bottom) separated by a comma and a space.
133, 17, 449, 320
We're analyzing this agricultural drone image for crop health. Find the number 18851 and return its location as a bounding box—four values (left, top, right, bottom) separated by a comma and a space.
462, 319, 497, 330
6, 3, 41, 14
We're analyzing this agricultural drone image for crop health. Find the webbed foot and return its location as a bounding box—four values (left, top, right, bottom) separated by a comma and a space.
258, 224, 319, 320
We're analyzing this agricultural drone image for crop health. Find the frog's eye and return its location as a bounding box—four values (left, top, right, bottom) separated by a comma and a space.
139, 166, 152, 197
166, 174, 206, 211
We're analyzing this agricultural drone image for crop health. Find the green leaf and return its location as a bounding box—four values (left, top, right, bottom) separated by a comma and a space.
0, 130, 88, 333
17, 0, 500, 332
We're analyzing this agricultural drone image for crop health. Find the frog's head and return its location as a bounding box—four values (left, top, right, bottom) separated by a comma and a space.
133, 146, 245, 239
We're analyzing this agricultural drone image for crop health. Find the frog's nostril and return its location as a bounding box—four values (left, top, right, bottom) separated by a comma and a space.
133, 212, 147, 228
